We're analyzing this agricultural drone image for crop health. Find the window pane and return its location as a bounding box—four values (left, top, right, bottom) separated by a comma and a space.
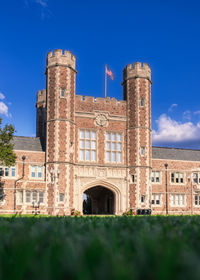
80, 150, 84, 161
112, 152, 116, 162
80, 130, 84, 139
85, 131, 90, 139
11, 167, 16, 177
5, 168, 9, 177
106, 152, 111, 162
117, 133, 122, 142
85, 150, 90, 161
38, 166, 42, 178
112, 142, 116, 151
80, 140, 84, 148
91, 151, 96, 161
31, 166, 36, 178
106, 142, 111, 150
39, 192, 44, 203
117, 143, 122, 151
91, 141, 96, 149
0, 167, 3, 177
112, 133, 116, 141
59, 193, 64, 202
33, 191, 37, 202
26, 191, 31, 203
91, 131, 96, 139
85, 140, 90, 149
106, 133, 111, 141
117, 152, 122, 163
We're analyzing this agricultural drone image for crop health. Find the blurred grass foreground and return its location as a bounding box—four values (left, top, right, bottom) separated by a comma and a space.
1, 215, 200, 280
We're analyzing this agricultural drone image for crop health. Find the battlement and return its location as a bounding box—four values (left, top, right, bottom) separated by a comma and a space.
36, 89, 46, 106
47, 49, 76, 70
75, 95, 126, 116
123, 62, 151, 82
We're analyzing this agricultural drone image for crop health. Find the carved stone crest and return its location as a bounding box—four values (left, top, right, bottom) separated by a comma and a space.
95, 114, 108, 127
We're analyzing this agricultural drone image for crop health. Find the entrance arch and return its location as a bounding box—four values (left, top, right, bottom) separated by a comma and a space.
83, 186, 115, 214
82, 181, 121, 215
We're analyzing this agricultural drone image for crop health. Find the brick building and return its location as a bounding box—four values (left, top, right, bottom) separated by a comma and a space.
1, 49, 200, 215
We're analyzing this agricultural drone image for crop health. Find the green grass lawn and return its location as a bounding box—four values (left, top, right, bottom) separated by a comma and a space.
0, 215, 200, 280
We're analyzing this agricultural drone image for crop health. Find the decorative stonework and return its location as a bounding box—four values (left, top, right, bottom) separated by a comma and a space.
95, 113, 108, 127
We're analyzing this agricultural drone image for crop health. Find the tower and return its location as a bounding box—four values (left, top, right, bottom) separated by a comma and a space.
123, 62, 152, 211
36, 89, 46, 150
46, 49, 76, 215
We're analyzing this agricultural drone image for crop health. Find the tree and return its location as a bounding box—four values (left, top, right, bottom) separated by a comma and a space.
0, 118, 16, 167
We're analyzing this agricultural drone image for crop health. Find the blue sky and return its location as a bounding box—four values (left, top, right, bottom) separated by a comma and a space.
1, 0, 200, 148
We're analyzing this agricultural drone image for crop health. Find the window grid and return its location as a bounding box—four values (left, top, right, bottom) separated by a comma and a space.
171, 172, 184, 184
30, 166, 44, 179
194, 195, 200, 206
79, 130, 96, 161
24, 190, 45, 204
171, 194, 186, 206
0, 166, 16, 178
106, 132, 122, 163
152, 171, 161, 183
152, 194, 161, 205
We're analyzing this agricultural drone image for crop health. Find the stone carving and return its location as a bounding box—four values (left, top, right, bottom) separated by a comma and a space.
95, 114, 108, 127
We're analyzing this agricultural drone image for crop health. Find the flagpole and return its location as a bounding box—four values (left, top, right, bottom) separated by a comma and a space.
105, 64, 107, 98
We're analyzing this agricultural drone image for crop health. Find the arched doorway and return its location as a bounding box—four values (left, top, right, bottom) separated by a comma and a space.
83, 186, 115, 215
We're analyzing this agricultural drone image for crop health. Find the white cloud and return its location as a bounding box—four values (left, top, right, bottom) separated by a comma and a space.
0, 92, 5, 100
183, 110, 191, 120
0, 102, 8, 116
35, 0, 48, 7
152, 114, 200, 147
194, 110, 200, 115
168, 103, 178, 112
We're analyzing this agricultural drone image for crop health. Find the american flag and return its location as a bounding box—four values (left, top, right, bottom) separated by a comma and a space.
106, 65, 114, 80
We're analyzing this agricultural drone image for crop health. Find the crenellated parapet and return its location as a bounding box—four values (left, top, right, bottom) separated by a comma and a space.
75, 95, 127, 115
123, 62, 151, 83
46, 49, 76, 71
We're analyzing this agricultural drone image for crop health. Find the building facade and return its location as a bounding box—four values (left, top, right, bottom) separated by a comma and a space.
1, 49, 200, 215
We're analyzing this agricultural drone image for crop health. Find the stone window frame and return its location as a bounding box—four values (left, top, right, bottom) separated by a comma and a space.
151, 171, 162, 184
170, 193, 186, 207
105, 131, 123, 164
170, 172, 185, 185
59, 193, 65, 203
141, 195, 145, 203
140, 98, 145, 107
0, 165, 17, 179
29, 165, 44, 180
78, 129, 97, 163
194, 194, 200, 206
140, 146, 145, 157
151, 193, 162, 206
22, 190, 45, 205
60, 88, 66, 98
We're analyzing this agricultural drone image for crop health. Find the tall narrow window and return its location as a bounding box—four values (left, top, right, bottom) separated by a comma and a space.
61, 88, 66, 98
141, 147, 145, 156
106, 132, 122, 163
140, 98, 145, 107
79, 130, 96, 161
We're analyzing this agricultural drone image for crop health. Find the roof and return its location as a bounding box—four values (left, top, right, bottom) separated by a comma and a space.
152, 146, 200, 162
12, 136, 44, 152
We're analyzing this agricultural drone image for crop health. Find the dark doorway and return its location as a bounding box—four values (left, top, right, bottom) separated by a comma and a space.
83, 186, 115, 215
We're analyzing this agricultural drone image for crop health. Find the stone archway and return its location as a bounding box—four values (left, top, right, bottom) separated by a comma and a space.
83, 186, 115, 215
79, 180, 122, 215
